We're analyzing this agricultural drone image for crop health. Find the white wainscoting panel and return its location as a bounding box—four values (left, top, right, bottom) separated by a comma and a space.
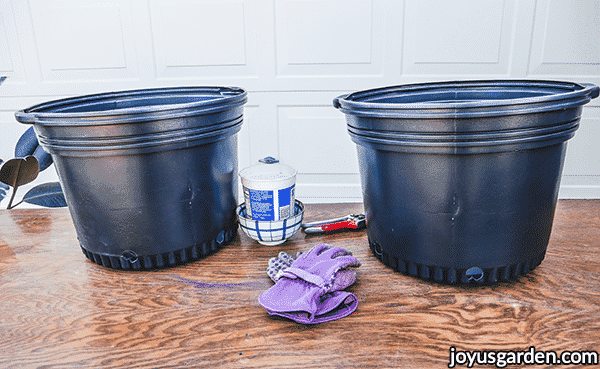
272, 0, 399, 91
278, 105, 361, 202
563, 109, 600, 176
0, 0, 26, 83
150, 0, 261, 80
278, 106, 357, 174
276, 0, 375, 73
528, 0, 600, 79
29, 0, 140, 83
403, 0, 513, 76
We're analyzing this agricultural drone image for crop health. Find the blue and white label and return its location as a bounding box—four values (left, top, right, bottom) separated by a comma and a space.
244, 184, 295, 221
277, 185, 294, 220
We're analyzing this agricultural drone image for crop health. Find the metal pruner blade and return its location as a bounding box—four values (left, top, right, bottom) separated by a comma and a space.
301, 213, 366, 234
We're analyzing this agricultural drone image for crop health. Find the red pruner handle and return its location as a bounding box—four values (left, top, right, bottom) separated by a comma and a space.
319, 220, 359, 232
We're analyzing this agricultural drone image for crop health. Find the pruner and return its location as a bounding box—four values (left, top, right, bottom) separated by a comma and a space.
301, 214, 366, 234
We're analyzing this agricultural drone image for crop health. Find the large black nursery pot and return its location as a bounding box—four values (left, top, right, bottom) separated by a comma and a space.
334, 80, 599, 284
16, 87, 247, 270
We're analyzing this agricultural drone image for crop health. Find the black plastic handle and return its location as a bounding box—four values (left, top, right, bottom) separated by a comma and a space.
581, 83, 600, 99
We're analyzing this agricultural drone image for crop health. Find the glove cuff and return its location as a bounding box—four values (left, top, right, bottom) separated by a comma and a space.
263, 291, 358, 324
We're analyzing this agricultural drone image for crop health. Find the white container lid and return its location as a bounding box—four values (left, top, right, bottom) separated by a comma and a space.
239, 157, 297, 190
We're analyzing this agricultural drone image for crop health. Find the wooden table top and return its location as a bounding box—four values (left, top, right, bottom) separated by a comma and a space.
1, 200, 599, 368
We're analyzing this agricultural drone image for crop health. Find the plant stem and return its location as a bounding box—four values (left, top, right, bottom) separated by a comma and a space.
7, 185, 18, 209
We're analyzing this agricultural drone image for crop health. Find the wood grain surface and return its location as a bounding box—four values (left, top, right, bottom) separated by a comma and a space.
0, 200, 599, 368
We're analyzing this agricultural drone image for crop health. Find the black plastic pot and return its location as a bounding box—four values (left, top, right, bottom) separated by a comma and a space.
334, 80, 599, 284
16, 87, 247, 270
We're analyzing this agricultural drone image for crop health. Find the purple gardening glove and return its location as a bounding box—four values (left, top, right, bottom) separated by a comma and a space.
258, 244, 360, 324
266, 251, 300, 282
267, 250, 359, 291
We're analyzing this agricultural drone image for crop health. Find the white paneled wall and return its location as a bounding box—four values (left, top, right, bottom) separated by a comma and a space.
1, 0, 599, 208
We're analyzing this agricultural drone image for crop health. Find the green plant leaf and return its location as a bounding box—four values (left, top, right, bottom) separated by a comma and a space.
0, 159, 6, 202
0, 177, 7, 203
22, 182, 67, 208
0, 183, 8, 202
15, 127, 53, 172
0, 156, 40, 209
0, 156, 39, 188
